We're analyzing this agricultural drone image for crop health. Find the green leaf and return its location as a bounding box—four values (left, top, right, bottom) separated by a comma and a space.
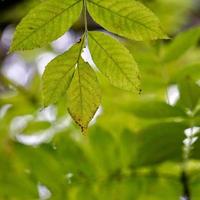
120, 130, 137, 167
178, 77, 200, 112
67, 59, 101, 132
191, 129, 200, 160
192, 175, 200, 200
135, 122, 187, 167
88, 31, 141, 92
87, 0, 167, 41
171, 63, 200, 83
90, 176, 181, 200
164, 26, 200, 62
130, 100, 186, 119
42, 42, 82, 107
88, 127, 120, 174
10, 0, 82, 51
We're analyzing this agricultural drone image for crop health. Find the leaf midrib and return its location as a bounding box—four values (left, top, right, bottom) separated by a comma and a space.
74, 44, 85, 121
45, 41, 84, 106
89, 33, 139, 91
77, 64, 84, 120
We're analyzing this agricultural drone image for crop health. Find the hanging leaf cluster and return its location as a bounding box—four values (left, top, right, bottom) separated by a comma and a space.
10, 0, 167, 132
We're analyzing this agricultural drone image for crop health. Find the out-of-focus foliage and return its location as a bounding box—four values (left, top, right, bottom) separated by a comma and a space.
0, 0, 200, 199
141, 0, 193, 34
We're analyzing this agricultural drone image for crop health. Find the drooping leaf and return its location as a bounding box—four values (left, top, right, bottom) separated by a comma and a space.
87, 0, 167, 41
42, 42, 82, 107
88, 31, 141, 92
10, 0, 82, 51
164, 26, 200, 62
67, 59, 101, 132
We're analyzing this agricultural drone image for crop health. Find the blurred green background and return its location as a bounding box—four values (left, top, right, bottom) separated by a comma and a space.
0, 0, 200, 199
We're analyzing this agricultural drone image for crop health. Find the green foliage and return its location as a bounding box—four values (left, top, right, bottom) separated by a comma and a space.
129, 100, 186, 119
1, 0, 200, 199
67, 59, 101, 133
10, 0, 166, 131
42, 42, 82, 106
87, 0, 167, 41
88, 31, 141, 92
141, 0, 192, 34
164, 26, 200, 62
178, 77, 200, 112
136, 122, 187, 166
10, 0, 82, 51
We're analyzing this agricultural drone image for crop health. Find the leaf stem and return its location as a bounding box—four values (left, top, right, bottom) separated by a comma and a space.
181, 112, 196, 199
180, 170, 191, 200
83, 0, 88, 46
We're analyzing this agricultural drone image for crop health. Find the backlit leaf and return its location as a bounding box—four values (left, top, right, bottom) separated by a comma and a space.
67, 59, 101, 132
10, 0, 82, 51
42, 42, 82, 107
87, 0, 167, 41
88, 31, 141, 92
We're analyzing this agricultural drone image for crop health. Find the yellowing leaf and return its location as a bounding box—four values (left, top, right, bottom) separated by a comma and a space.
87, 0, 167, 41
10, 0, 82, 51
42, 42, 83, 107
88, 31, 141, 92
67, 59, 101, 132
